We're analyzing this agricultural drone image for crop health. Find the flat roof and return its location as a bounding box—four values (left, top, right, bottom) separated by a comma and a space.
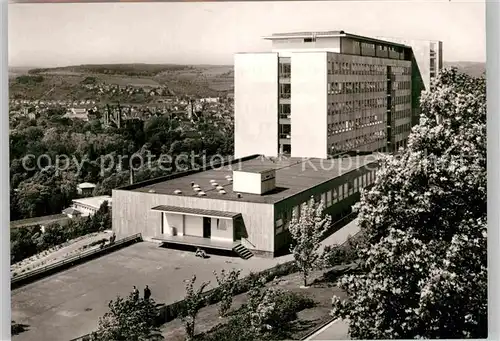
151, 205, 241, 219
120, 154, 381, 204
77, 182, 96, 189
263, 30, 410, 49
236, 163, 276, 174
72, 195, 112, 208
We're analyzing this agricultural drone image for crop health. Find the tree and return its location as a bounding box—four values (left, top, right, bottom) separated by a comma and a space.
10, 226, 40, 264
181, 275, 210, 341
15, 182, 52, 218
288, 197, 332, 287
90, 293, 162, 341
331, 68, 487, 339
213, 269, 241, 317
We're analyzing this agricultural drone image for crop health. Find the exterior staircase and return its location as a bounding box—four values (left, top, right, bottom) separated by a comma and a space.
233, 243, 254, 260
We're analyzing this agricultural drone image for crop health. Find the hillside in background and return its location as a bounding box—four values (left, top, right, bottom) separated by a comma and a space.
8, 63, 234, 100
443, 61, 485, 78
9, 61, 485, 100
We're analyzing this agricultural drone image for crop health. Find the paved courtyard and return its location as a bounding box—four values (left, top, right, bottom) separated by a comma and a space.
12, 219, 360, 341
11, 243, 288, 341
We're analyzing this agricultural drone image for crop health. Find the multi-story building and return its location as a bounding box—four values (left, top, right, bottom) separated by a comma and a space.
234, 30, 424, 159
376, 36, 443, 125
376, 36, 443, 91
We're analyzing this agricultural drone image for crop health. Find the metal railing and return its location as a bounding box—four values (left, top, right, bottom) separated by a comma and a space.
12, 233, 142, 287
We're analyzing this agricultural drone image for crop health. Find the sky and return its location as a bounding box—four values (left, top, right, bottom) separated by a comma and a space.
8, 0, 486, 67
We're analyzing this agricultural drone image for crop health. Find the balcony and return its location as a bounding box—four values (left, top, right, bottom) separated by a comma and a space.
279, 118, 291, 125
280, 93, 291, 99
279, 72, 291, 77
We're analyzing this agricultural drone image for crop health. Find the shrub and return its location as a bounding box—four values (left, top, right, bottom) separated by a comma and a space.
213, 269, 241, 317
90, 293, 162, 341
198, 315, 254, 341
198, 289, 315, 341
320, 232, 365, 269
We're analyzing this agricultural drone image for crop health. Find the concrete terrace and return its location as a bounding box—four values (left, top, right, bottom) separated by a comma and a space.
124, 154, 381, 204
11, 219, 360, 341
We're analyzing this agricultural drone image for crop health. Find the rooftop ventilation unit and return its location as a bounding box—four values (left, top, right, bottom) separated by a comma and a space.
218, 190, 227, 195
174, 189, 182, 194
236, 193, 242, 198
211, 182, 219, 187
198, 191, 206, 196
193, 187, 201, 192
148, 189, 156, 193
216, 185, 224, 190
232, 168, 276, 195
209, 179, 216, 183
193, 184, 200, 188
225, 175, 231, 179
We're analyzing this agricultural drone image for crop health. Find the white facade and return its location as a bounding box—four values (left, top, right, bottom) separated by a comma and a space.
71, 195, 112, 217
234, 53, 279, 158
290, 52, 329, 158
234, 51, 331, 159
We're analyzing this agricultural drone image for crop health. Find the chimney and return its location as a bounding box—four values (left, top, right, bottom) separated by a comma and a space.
130, 169, 134, 185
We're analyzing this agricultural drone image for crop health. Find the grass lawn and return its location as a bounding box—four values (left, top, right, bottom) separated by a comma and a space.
10, 214, 70, 228
160, 263, 355, 341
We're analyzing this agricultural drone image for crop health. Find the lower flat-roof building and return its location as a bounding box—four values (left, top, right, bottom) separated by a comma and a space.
68, 195, 112, 217
113, 154, 380, 258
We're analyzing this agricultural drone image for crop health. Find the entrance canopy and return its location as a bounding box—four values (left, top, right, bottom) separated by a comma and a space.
151, 205, 241, 220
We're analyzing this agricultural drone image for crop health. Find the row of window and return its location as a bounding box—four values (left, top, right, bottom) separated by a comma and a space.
328, 98, 386, 116
328, 117, 383, 135
329, 61, 411, 76
393, 95, 411, 105
393, 109, 412, 120
393, 123, 411, 135
72, 203, 97, 214
328, 81, 388, 95
275, 170, 378, 234
329, 62, 386, 75
391, 66, 411, 75
395, 81, 411, 90
330, 131, 386, 146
